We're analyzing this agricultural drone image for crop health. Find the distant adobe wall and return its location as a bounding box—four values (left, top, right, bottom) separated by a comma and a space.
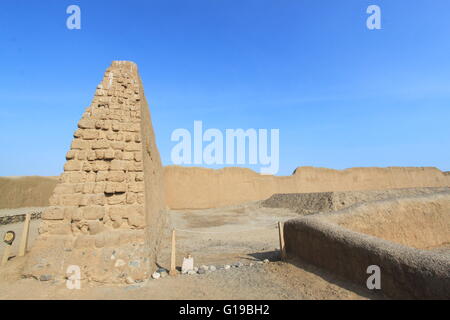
165, 166, 450, 209
24, 61, 166, 284
284, 193, 450, 299
0, 176, 58, 209
1, 167, 449, 211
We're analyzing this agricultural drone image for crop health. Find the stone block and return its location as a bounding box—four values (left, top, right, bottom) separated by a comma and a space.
42, 207, 65, 220
66, 207, 82, 221
47, 222, 72, 235
96, 171, 108, 182
124, 143, 141, 152
104, 150, 115, 160
88, 221, 103, 235
66, 150, 76, 160
82, 129, 98, 140
82, 182, 95, 194
108, 171, 126, 182
106, 193, 126, 205
87, 151, 96, 161
64, 160, 82, 171
60, 194, 82, 206
78, 119, 96, 129
126, 192, 137, 204
95, 150, 105, 160
108, 206, 126, 221
92, 140, 109, 149
83, 206, 105, 220
71, 139, 90, 150
93, 161, 109, 172
82, 162, 92, 172
93, 182, 105, 193
134, 152, 142, 162
77, 151, 87, 160
110, 141, 125, 150
110, 160, 128, 171
128, 216, 145, 228
123, 152, 134, 160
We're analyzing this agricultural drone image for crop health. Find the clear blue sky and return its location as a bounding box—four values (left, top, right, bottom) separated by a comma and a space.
1, 0, 449, 176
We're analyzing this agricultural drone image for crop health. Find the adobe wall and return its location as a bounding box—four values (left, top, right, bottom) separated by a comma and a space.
0, 176, 58, 209
283, 193, 450, 299
2, 166, 449, 210
23, 61, 166, 284
165, 166, 450, 209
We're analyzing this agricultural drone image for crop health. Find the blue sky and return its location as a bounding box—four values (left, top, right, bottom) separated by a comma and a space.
0, 0, 449, 176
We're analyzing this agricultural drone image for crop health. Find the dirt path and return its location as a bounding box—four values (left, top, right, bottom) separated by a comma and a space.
0, 259, 382, 300
0, 202, 384, 300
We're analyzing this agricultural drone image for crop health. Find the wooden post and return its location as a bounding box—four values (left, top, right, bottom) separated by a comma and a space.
169, 229, 177, 276
18, 213, 31, 257
278, 221, 286, 261
1, 245, 12, 267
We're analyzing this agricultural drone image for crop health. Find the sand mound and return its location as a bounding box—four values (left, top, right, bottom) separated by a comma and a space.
262, 187, 450, 215
325, 192, 450, 250
284, 192, 450, 299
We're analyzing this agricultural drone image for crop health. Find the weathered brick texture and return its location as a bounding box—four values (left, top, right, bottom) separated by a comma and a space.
24, 61, 166, 283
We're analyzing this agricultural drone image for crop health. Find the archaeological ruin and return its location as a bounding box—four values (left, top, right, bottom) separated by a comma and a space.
23, 61, 166, 283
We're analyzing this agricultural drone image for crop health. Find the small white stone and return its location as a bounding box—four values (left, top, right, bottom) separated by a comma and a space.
114, 259, 126, 267
152, 272, 161, 279
263, 259, 269, 264
181, 255, 194, 274
224, 265, 231, 270
187, 270, 196, 275
209, 265, 216, 271
200, 265, 209, 271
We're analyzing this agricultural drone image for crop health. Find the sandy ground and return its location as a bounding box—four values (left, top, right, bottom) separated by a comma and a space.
0, 202, 385, 300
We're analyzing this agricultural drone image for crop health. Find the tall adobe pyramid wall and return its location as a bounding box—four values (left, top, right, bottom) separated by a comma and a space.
24, 61, 166, 283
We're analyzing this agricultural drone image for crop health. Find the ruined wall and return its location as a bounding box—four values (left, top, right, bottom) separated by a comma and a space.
262, 187, 450, 215
165, 166, 450, 209
2, 166, 449, 210
284, 193, 450, 299
24, 61, 165, 283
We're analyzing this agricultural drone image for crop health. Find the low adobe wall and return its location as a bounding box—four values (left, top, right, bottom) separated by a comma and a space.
165, 166, 450, 209
283, 193, 450, 299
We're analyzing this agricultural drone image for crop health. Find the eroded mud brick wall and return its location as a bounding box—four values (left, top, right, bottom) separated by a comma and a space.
24, 61, 165, 283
